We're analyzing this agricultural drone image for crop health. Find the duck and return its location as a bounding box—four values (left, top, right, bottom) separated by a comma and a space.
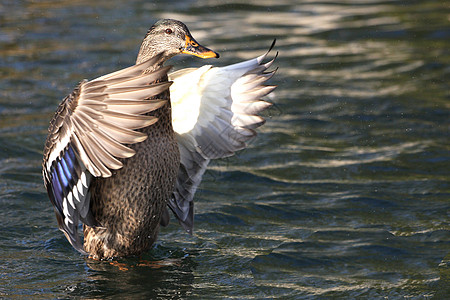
42, 19, 277, 259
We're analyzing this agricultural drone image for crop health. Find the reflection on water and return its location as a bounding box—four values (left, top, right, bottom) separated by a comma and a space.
73, 246, 196, 298
1, 0, 449, 298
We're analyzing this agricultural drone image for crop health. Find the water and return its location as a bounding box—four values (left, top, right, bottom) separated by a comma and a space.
1, 0, 449, 298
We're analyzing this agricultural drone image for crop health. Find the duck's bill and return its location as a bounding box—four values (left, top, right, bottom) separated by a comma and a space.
181, 35, 219, 59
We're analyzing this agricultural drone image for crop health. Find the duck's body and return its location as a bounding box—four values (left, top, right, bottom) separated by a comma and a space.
85, 91, 179, 258
43, 19, 276, 259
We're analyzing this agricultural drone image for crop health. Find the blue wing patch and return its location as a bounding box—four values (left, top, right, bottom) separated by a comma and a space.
45, 142, 97, 254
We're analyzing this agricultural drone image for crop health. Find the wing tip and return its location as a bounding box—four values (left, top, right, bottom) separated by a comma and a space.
269, 38, 276, 53
55, 211, 88, 255
257, 39, 278, 65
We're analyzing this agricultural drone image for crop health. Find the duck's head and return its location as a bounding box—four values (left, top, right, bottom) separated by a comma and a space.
136, 19, 219, 64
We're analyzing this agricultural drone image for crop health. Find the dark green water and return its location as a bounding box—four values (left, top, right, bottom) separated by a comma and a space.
1, 0, 449, 298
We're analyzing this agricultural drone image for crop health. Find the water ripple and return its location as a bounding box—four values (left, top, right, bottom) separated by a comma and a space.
0, 0, 448, 298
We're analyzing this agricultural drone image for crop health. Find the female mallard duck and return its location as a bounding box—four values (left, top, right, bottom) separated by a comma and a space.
43, 19, 277, 259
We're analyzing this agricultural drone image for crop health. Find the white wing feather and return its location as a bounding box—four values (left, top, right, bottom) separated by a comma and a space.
168, 42, 277, 232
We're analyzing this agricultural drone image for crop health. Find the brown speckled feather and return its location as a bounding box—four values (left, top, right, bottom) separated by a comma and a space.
42, 55, 174, 255
84, 73, 180, 258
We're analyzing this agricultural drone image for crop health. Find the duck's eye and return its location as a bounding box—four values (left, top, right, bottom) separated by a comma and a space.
165, 28, 173, 34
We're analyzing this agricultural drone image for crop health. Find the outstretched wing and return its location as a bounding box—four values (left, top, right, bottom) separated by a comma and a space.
169, 41, 277, 233
42, 54, 172, 253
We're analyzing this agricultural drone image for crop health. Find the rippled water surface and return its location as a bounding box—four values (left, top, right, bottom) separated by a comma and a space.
1, 0, 449, 298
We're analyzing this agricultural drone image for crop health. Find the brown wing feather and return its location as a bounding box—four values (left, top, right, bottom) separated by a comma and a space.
42, 53, 172, 253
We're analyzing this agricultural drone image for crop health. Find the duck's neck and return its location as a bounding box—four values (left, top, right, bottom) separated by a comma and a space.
136, 39, 170, 68
135, 41, 173, 132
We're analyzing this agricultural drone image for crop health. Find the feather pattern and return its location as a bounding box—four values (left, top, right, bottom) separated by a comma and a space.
42, 53, 171, 253
169, 41, 277, 233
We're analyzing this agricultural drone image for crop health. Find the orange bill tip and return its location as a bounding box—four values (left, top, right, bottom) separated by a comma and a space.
181, 35, 219, 59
